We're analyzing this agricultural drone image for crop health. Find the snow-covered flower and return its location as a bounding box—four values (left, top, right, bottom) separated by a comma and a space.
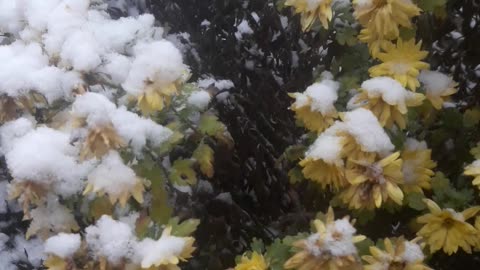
339, 152, 404, 210
348, 77, 425, 129
284, 207, 365, 270
401, 139, 436, 194
300, 134, 348, 190
84, 151, 145, 207
362, 237, 431, 270
289, 79, 340, 133
418, 70, 459, 110
134, 226, 196, 269
369, 39, 430, 91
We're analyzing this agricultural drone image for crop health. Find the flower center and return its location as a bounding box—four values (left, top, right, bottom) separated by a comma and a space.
390, 261, 407, 270
365, 163, 385, 184
390, 62, 410, 74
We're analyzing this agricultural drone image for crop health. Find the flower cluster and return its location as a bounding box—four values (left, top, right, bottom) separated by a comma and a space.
0, 0, 229, 268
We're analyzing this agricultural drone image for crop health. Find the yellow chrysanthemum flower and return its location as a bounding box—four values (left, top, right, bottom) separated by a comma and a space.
284, 207, 365, 270
349, 77, 425, 129
464, 160, 480, 190
289, 80, 339, 133
401, 139, 436, 194
418, 70, 459, 110
338, 132, 378, 163
44, 255, 69, 270
363, 237, 432, 270
369, 39, 430, 91
80, 124, 125, 160
8, 180, 47, 217
300, 134, 348, 190
234, 252, 269, 270
285, 0, 333, 31
137, 81, 179, 115
339, 152, 404, 210
357, 28, 392, 58
353, 0, 421, 40
417, 199, 480, 254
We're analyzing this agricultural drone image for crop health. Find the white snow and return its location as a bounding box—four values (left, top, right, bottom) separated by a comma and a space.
291, 79, 340, 117
198, 78, 234, 90
187, 90, 211, 110
404, 138, 427, 151
122, 40, 187, 96
0, 41, 80, 103
72, 92, 173, 154
110, 106, 173, 153
341, 108, 394, 154
134, 231, 187, 268
305, 134, 343, 164
305, 217, 358, 258
85, 215, 135, 264
0, 117, 35, 155
304, 80, 340, 115
87, 151, 138, 196
418, 70, 456, 96
235, 19, 254, 39
28, 197, 79, 238
5, 127, 92, 196
324, 218, 357, 256
401, 241, 424, 263
357, 77, 414, 108
44, 233, 81, 258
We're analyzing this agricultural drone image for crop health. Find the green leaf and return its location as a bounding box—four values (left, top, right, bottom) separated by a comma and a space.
250, 238, 265, 253
88, 196, 114, 221
265, 239, 292, 270
193, 143, 215, 178
399, 26, 417, 40
431, 172, 473, 209
199, 114, 225, 136
442, 108, 463, 130
169, 159, 197, 186
139, 166, 172, 224
288, 167, 305, 184
336, 27, 358, 46
284, 145, 306, 162
355, 237, 374, 256
405, 192, 426, 210
148, 167, 173, 224
167, 217, 200, 237
463, 108, 480, 128
416, 0, 446, 12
